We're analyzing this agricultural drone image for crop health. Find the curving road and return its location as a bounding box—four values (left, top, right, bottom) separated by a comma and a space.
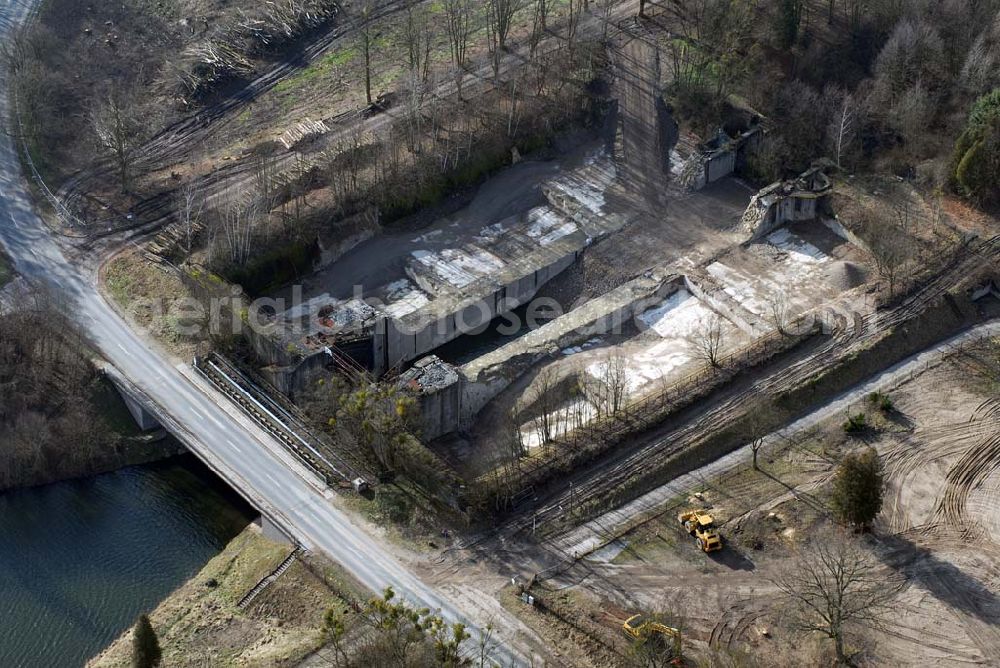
0, 0, 530, 663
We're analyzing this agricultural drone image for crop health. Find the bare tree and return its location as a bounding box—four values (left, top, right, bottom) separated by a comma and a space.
400, 2, 433, 84
689, 313, 726, 368
356, 0, 378, 106
826, 88, 856, 169
487, 0, 524, 77
442, 0, 474, 71
476, 620, 501, 668
177, 180, 204, 254
483, 416, 526, 511
773, 534, 903, 665
216, 189, 261, 267
523, 366, 559, 446
251, 150, 280, 215
750, 434, 765, 471
766, 291, 792, 335
530, 0, 548, 56
741, 401, 776, 470
90, 84, 148, 192
961, 13, 1000, 95
566, 0, 585, 51
599, 352, 630, 415
857, 200, 915, 296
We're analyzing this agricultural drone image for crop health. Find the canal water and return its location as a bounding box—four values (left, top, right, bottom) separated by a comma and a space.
0, 455, 254, 667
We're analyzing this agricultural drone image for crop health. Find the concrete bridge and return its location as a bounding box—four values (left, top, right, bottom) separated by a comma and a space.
102, 364, 299, 545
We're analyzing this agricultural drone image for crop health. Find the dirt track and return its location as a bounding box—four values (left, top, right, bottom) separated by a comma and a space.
58, 2, 647, 242
531, 333, 1000, 665
874, 356, 1000, 665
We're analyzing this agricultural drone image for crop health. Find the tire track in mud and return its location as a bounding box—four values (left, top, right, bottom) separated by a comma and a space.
932, 414, 1000, 539
882, 424, 986, 534
879, 602, 986, 665
709, 610, 765, 650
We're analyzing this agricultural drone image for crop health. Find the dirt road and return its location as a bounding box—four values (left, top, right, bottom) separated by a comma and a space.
551, 319, 1000, 557
533, 330, 1000, 664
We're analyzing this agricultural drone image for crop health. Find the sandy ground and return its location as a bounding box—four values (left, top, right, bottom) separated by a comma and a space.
505, 330, 1000, 665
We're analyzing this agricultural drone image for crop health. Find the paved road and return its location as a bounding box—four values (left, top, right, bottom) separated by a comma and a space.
0, 0, 529, 662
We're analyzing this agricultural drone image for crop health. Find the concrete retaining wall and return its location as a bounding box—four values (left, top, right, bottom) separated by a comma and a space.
440, 272, 687, 433
822, 217, 873, 256
375, 251, 580, 375
682, 275, 755, 334
259, 351, 331, 398
705, 152, 736, 184
418, 379, 463, 441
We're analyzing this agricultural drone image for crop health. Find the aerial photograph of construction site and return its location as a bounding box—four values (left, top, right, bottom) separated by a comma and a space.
1, 0, 999, 666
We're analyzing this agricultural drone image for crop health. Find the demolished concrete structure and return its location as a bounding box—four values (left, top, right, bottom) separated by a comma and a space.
403, 217, 869, 442
678, 121, 763, 190
396, 271, 686, 441
740, 166, 832, 240
246, 155, 624, 394
397, 355, 462, 441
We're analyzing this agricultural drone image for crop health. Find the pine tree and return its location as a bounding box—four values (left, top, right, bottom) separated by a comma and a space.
132, 614, 162, 668
831, 448, 884, 530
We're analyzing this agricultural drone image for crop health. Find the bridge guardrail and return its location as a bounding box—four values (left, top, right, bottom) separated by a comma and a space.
194, 353, 368, 487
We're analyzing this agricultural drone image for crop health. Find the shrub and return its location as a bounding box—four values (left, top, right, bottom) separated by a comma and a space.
867, 391, 894, 412
831, 448, 885, 529
843, 412, 867, 434
951, 89, 1000, 205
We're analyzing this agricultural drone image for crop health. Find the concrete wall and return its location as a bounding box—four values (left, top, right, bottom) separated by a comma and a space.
746, 194, 831, 242
258, 350, 331, 398
822, 217, 873, 256
971, 278, 1000, 301
119, 390, 162, 432
751, 196, 816, 240
244, 319, 300, 368
376, 251, 579, 375
682, 275, 755, 334
705, 151, 737, 184
416, 381, 463, 441
446, 273, 687, 433
314, 211, 379, 271
686, 126, 763, 190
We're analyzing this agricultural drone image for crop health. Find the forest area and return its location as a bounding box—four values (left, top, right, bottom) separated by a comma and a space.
0, 305, 155, 490
655, 0, 1000, 206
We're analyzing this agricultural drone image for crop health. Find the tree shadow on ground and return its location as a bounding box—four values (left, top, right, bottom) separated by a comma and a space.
877, 533, 1000, 625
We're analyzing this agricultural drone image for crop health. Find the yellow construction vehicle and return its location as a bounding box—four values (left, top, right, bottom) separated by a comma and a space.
678, 510, 723, 552
622, 614, 682, 660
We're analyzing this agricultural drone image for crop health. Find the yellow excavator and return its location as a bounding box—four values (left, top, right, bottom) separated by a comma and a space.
678, 509, 723, 552
622, 614, 682, 661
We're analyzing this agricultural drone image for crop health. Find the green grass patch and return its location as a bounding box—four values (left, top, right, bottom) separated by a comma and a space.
104, 259, 135, 308
274, 47, 358, 94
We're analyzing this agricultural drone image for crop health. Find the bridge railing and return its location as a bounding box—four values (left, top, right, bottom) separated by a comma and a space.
194, 352, 369, 488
